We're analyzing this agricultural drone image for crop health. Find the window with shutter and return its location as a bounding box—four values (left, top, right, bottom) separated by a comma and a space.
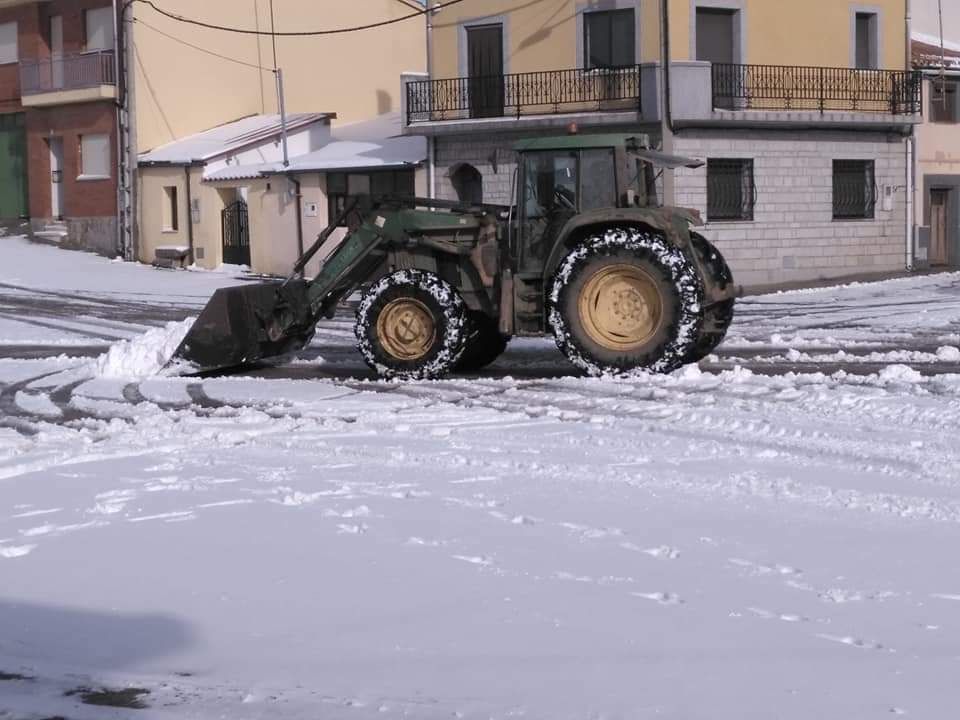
79, 134, 111, 179
0, 22, 18, 65
85, 7, 115, 52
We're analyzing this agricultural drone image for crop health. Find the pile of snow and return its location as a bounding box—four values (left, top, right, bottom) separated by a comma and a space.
92, 318, 196, 379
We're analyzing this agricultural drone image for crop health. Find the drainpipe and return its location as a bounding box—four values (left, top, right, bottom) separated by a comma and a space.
659, 0, 676, 206
426, 0, 436, 200
905, 0, 915, 271
184, 166, 195, 265
287, 173, 305, 271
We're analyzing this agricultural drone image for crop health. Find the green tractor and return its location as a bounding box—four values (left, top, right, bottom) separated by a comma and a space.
172, 133, 737, 379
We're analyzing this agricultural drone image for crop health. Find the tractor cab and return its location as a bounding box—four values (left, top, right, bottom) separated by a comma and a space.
511, 134, 703, 275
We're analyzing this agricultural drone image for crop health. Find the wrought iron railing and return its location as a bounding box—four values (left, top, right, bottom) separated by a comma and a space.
20, 50, 116, 96
711, 64, 922, 115
407, 66, 642, 123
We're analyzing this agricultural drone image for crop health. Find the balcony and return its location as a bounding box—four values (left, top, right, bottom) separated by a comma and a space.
405, 66, 647, 132
19, 50, 117, 107
710, 64, 922, 116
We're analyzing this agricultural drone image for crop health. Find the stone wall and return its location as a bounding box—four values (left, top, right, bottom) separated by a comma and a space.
674, 129, 908, 288
434, 134, 522, 206
434, 127, 909, 288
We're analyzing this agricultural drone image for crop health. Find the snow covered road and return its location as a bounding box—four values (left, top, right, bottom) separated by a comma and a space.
2, 237, 960, 719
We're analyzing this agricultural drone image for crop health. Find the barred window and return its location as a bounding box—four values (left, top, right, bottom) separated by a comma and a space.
832, 160, 876, 220
931, 79, 959, 123
707, 159, 755, 221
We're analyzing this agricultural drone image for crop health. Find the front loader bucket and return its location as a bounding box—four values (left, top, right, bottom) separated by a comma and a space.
169, 280, 315, 374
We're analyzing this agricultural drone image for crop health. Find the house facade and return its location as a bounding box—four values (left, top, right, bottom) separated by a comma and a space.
0, 0, 426, 262
910, 0, 960, 269
138, 112, 426, 277
403, 0, 921, 289
0, 0, 119, 253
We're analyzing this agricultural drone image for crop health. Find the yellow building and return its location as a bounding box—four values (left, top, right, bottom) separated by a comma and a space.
129, 0, 426, 269
403, 0, 920, 288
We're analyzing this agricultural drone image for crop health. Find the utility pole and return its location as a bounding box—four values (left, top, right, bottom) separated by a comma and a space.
269, 0, 289, 167
116, 0, 137, 261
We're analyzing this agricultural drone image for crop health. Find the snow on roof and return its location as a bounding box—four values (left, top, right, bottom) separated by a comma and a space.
203, 112, 426, 182
912, 32, 960, 69
139, 113, 332, 165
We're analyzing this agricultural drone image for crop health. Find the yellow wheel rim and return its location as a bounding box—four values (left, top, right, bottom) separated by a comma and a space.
578, 264, 663, 351
377, 298, 436, 361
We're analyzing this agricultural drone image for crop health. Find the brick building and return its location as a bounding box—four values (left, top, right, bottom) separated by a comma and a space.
403, 0, 922, 289
0, 0, 118, 253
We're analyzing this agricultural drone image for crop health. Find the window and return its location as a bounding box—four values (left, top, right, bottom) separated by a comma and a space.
854, 12, 878, 69
833, 160, 876, 220
0, 22, 17, 65
327, 170, 415, 225
580, 149, 617, 210
931, 78, 959, 123
79, 134, 110, 179
163, 186, 179, 232
707, 159, 755, 221
584, 9, 635, 69
85, 6, 115, 52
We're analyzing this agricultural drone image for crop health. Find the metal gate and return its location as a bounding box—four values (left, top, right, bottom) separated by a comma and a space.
221, 200, 250, 266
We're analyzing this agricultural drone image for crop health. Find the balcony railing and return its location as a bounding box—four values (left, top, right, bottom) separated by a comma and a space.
711, 64, 922, 115
20, 50, 116, 96
406, 66, 642, 124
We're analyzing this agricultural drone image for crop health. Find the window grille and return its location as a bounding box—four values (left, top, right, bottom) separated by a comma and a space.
707, 159, 755, 221
833, 160, 876, 220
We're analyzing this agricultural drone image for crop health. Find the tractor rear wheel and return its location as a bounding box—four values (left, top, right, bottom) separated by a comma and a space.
456, 311, 509, 372
355, 270, 468, 380
548, 227, 703, 375
684, 233, 736, 363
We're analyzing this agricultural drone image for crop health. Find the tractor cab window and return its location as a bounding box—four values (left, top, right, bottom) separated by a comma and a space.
520, 148, 617, 270
580, 149, 616, 210
523, 152, 577, 220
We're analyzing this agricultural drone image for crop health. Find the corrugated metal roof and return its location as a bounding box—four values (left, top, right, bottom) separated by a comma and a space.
202, 112, 426, 182
139, 113, 332, 165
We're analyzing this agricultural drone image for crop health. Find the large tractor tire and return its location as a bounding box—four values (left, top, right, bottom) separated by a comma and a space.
456, 311, 509, 372
684, 233, 736, 363
548, 227, 704, 376
355, 270, 468, 380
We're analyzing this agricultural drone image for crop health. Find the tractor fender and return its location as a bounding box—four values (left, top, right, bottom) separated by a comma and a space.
542, 206, 702, 282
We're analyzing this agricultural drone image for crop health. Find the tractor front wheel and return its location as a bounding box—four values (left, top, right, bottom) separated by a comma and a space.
355, 270, 468, 380
548, 227, 703, 375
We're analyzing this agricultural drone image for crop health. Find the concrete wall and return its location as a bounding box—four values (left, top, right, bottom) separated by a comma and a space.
674, 129, 908, 287
138, 165, 233, 269
247, 166, 428, 278
429, 0, 908, 79
132, 1, 426, 154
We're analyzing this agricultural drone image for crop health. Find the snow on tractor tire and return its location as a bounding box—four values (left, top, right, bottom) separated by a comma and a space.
355, 269, 469, 380
548, 227, 704, 376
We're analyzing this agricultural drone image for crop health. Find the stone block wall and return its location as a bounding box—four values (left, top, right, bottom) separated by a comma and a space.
674, 129, 908, 288
434, 126, 909, 289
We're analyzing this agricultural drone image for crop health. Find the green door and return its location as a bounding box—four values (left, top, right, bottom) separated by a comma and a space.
0, 114, 28, 219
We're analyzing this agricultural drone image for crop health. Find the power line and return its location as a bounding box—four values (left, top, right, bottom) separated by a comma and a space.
134, 18, 274, 72
132, 0, 462, 37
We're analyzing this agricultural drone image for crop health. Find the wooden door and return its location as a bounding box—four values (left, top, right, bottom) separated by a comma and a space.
930, 189, 950, 266
0, 114, 28, 219
467, 24, 504, 119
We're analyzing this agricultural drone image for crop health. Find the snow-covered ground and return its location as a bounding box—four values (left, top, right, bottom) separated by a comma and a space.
2, 236, 960, 720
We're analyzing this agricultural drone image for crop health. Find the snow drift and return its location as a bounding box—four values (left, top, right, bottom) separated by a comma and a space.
93, 318, 196, 379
